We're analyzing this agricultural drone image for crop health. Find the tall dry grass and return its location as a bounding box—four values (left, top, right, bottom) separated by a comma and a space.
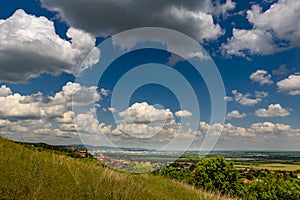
0, 137, 236, 200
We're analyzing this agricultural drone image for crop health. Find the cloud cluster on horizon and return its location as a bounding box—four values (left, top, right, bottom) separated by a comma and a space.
0, 82, 103, 144
0, 84, 196, 145
0, 82, 299, 148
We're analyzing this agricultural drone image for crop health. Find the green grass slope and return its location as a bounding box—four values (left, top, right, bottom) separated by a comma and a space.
0, 137, 233, 200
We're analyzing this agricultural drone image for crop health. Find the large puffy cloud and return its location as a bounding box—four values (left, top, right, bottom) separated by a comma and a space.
255, 104, 290, 117
40, 0, 227, 42
118, 102, 173, 124
0, 93, 198, 145
107, 103, 200, 145
115, 123, 167, 139
0, 82, 104, 143
59, 82, 100, 106
0, 82, 101, 120
221, 28, 276, 57
232, 90, 268, 106
0, 93, 44, 119
250, 70, 273, 86
247, 0, 300, 47
0, 9, 100, 82
222, 0, 300, 57
277, 75, 300, 95
75, 109, 112, 135
116, 102, 175, 139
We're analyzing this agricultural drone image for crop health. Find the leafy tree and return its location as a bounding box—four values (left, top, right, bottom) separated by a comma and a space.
240, 174, 300, 200
161, 166, 183, 179
158, 156, 300, 199
194, 156, 239, 195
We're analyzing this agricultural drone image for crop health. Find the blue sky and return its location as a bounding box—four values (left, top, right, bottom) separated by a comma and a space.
0, 0, 299, 151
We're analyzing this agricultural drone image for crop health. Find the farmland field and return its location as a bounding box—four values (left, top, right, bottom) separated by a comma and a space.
235, 162, 300, 171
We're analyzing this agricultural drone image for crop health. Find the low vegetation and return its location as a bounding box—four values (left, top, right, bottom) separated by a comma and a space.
159, 157, 300, 199
0, 137, 233, 200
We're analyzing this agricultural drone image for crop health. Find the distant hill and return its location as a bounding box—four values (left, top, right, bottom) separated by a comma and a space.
0, 137, 232, 200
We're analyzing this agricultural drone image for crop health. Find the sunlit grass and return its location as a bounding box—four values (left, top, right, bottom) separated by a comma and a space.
0, 137, 234, 200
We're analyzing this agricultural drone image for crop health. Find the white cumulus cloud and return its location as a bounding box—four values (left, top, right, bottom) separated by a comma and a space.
119, 102, 173, 124
222, 0, 300, 57
232, 90, 268, 106
250, 122, 300, 136
0, 9, 100, 82
0, 82, 109, 144
226, 110, 246, 119
255, 104, 290, 117
250, 70, 273, 85
221, 28, 276, 57
277, 75, 300, 95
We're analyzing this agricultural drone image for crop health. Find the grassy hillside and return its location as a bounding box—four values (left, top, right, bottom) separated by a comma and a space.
0, 137, 233, 200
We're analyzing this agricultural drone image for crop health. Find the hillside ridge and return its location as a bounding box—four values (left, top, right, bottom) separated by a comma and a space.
0, 137, 232, 200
